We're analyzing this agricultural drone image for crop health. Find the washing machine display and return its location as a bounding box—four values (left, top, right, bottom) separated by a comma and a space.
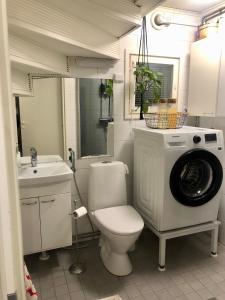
170, 149, 223, 207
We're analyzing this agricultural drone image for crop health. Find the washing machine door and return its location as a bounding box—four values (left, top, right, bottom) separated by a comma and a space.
170, 149, 223, 207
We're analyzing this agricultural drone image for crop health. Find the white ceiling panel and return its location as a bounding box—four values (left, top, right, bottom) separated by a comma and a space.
162, 0, 225, 13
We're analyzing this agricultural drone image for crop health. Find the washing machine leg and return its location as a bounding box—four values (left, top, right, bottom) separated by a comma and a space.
210, 226, 219, 257
158, 238, 166, 271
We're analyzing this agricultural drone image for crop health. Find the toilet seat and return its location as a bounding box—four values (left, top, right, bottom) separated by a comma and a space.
93, 205, 144, 236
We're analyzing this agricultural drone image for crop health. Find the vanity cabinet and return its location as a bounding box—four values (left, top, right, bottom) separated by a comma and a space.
20, 192, 72, 255
188, 36, 225, 117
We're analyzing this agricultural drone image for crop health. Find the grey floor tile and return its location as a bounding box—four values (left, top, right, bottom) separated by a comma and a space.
40, 286, 55, 299
186, 292, 202, 300
125, 284, 141, 298
189, 280, 205, 291
53, 275, 67, 287
196, 288, 214, 299
56, 295, 71, 300
68, 280, 83, 293
174, 296, 189, 300
167, 285, 183, 297
24, 230, 225, 300
210, 274, 224, 284
131, 295, 145, 300
52, 269, 65, 279
142, 290, 159, 300
155, 288, 172, 300
136, 281, 153, 294
40, 279, 54, 290
70, 290, 86, 300
55, 284, 69, 296
216, 295, 225, 300
151, 281, 164, 292
177, 283, 193, 295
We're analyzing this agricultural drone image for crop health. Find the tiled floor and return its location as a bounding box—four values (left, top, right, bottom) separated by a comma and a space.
25, 229, 225, 300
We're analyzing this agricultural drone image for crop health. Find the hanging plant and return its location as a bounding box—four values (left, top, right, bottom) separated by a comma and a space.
99, 79, 113, 99
133, 16, 162, 119
134, 64, 162, 113
99, 79, 113, 126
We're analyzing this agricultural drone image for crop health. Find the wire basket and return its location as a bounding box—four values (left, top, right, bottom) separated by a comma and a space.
144, 112, 188, 129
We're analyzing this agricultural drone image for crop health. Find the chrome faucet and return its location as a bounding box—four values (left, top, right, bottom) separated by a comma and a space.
30, 147, 37, 167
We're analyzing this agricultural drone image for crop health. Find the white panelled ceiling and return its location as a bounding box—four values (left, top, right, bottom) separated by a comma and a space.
162, 0, 225, 13
9, 0, 225, 86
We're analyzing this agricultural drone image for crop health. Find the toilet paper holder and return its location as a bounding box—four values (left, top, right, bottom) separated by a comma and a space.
69, 206, 88, 219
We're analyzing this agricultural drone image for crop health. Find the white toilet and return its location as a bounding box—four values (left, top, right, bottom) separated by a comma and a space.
88, 161, 144, 276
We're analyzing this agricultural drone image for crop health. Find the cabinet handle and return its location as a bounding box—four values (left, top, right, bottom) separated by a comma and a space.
22, 201, 37, 206
41, 199, 55, 204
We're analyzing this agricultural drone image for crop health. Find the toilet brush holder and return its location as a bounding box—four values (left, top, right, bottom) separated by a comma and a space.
69, 205, 87, 275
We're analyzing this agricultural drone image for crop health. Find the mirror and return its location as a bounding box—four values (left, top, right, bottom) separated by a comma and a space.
16, 77, 113, 159
78, 78, 113, 157
18, 78, 64, 157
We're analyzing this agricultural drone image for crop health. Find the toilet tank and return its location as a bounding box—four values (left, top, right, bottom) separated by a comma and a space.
88, 161, 127, 211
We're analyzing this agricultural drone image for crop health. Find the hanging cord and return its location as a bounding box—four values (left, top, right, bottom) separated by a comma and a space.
144, 17, 149, 64
138, 17, 143, 65
137, 16, 150, 120
138, 16, 149, 66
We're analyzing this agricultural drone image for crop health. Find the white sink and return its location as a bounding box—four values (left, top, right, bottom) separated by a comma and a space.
18, 161, 73, 187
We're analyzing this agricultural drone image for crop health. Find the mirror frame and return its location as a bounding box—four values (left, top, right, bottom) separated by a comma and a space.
62, 78, 114, 160
124, 49, 180, 120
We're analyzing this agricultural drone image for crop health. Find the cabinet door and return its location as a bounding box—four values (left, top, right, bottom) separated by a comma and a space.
217, 44, 225, 116
40, 193, 72, 251
20, 198, 41, 255
188, 37, 221, 116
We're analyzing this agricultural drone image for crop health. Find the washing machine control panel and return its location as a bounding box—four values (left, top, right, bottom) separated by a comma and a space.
193, 135, 201, 144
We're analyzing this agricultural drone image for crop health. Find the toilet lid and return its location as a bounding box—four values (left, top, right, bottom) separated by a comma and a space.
94, 205, 144, 236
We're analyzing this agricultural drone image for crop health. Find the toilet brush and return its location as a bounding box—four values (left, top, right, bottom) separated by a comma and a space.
69, 202, 88, 275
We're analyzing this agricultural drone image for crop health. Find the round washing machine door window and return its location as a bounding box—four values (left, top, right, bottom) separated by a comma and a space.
170, 149, 223, 207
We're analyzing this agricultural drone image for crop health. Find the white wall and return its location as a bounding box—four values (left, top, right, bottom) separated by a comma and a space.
65, 7, 200, 234
113, 9, 199, 199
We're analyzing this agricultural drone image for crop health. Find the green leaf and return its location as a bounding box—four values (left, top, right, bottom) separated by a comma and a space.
143, 100, 149, 113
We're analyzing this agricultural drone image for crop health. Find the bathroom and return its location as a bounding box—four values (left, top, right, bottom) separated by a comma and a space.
1, 0, 225, 299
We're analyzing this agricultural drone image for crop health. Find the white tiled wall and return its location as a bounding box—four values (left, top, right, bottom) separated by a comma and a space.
66, 8, 200, 234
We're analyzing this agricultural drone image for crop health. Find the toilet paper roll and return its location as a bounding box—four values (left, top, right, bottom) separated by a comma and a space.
72, 206, 87, 219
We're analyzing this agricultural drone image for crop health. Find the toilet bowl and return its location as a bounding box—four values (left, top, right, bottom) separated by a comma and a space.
88, 161, 144, 276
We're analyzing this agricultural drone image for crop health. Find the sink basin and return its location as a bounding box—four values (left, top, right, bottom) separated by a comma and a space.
18, 161, 73, 187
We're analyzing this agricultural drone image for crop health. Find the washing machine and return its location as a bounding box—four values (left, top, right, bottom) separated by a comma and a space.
133, 126, 224, 231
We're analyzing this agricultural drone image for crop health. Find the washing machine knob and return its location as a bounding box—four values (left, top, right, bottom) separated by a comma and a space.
193, 135, 201, 144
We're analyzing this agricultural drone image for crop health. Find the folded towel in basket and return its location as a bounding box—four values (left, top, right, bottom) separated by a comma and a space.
24, 264, 38, 300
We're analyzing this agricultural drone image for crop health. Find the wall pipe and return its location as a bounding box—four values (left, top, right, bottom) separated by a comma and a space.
202, 6, 225, 24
